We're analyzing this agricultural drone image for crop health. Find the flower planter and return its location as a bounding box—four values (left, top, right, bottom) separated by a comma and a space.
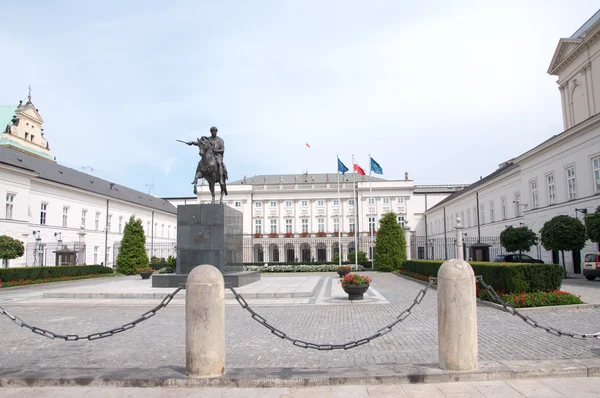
342, 284, 370, 300
337, 269, 350, 278
140, 271, 153, 280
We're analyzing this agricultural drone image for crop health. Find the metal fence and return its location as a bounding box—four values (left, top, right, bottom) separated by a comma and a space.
410, 236, 505, 261
112, 241, 177, 264
25, 242, 86, 266
242, 234, 375, 263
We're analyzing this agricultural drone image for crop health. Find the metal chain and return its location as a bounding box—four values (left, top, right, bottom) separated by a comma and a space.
476, 276, 600, 340
0, 286, 183, 341
229, 279, 434, 350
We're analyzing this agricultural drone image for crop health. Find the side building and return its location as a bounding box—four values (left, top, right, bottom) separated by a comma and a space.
0, 96, 177, 268
422, 10, 600, 274
166, 174, 464, 263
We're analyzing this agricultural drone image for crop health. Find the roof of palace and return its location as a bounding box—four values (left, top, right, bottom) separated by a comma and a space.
426, 162, 520, 212
230, 173, 388, 185
571, 9, 600, 39
0, 145, 177, 214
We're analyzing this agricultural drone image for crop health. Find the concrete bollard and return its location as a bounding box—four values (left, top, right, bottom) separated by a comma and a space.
186, 264, 225, 378
437, 258, 478, 371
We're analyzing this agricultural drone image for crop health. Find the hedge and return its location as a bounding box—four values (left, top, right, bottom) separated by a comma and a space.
0, 265, 114, 282
402, 260, 562, 294
244, 264, 366, 273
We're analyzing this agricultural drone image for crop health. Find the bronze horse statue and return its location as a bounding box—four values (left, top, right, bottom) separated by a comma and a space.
192, 136, 228, 203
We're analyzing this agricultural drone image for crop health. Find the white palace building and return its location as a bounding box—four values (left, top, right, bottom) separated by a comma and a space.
0, 94, 178, 268
2, 9, 600, 271
424, 10, 600, 274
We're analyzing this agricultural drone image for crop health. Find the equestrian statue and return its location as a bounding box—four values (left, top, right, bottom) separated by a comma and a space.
178, 126, 228, 204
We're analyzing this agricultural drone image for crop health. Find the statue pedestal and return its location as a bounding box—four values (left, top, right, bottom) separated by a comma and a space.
152, 204, 260, 288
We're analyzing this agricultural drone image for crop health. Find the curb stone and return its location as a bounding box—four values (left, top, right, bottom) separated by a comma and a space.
1, 359, 600, 388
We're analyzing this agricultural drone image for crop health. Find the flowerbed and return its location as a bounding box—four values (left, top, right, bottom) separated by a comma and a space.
0, 273, 117, 288
244, 264, 365, 273
398, 269, 583, 308
396, 268, 432, 282
340, 273, 372, 287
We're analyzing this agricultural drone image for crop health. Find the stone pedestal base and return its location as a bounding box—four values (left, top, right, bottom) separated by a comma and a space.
152, 271, 261, 288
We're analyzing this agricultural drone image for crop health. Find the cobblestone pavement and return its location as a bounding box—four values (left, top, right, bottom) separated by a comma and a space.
4, 377, 600, 397
1, 273, 600, 371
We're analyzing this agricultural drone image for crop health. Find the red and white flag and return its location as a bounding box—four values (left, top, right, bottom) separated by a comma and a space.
354, 163, 365, 175
305, 142, 311, 148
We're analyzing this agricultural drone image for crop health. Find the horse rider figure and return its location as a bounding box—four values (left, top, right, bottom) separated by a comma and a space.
188, 126, 228, 185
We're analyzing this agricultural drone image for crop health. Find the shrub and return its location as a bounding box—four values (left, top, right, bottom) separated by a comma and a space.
0, 235, 25, 265
540, 215, 586, 278
116, 216, 149, 275
0, 265, 113, 283
477, 289, 583, 308
374, 212, 406, 272
348, 251, 368, 264
500, 226, 538, 254
402, 260, 562, 294
158, 266, 175, 274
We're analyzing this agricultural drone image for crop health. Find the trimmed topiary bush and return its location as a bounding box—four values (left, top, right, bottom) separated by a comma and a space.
374, 212, 406, 272
116, 216, 149, 275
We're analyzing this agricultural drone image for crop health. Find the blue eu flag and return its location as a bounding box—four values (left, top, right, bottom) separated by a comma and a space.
337, 158, 349, 174
370, 157, 383, 175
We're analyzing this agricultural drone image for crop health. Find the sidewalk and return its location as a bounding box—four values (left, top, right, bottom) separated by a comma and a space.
2, 377, 600, 397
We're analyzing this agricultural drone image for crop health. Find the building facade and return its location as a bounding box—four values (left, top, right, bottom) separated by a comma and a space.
0, 97, 177, 268
423, 10, 600, 274
167, 174, 464, 263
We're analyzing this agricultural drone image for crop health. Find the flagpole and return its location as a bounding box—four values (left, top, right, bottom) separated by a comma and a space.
352, 154, 358, 272
337, 156, 342, 268
369, 155, 374, 270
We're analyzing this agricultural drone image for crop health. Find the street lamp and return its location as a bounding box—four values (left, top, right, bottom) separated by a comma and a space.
575, 208, 587, 220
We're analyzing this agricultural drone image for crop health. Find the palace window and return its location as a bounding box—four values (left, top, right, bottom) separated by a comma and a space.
154, 222, 157, 237
368, 217, 376, 232
168, 225, 171, 238
501, 197, 507, 220
530, 180, 539, 209
285, 201, 292, 207
368, 198, 375, 205
349, 217, 355, 232
93, 246, 98, 264
398, 197, 404, 203
301, 200, 308, 207
383, 198, 389, 204
255, 202, 262, 208
479, 203, 485, 224
317, 218, 325, 233
40, 203, 48, 225
566, 166, 576, 200
270, 201, 277, 207
161, 224, 165, 237
592, 156, 600, 194
333, 218, 339, 232
466, 208, 471, 227
301, 219, 308, 233
270, 220, 277, 234
514, 193, 522, 217
147, 221, 150, 234
118, 216, 123, 233
107, 214, 112, 232
96, 212, 101, 230
333, 199, 339, 206
489, 201, 495, 223
235, 201, 241, 208
5, 193, 15, 220
62, 206, 69, 227
285, 219, 292, 233
81, 209, 87, 228
397, 216, 404, 227
254, 220, 262, 234
317, 200, 324, 206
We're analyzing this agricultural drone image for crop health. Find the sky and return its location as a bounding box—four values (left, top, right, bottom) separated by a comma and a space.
1, 1, 599, 198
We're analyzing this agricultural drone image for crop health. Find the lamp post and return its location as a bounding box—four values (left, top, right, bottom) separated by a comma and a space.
575, 208, 588, 220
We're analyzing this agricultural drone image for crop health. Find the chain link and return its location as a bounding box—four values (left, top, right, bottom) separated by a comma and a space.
0, 286, 183, 341
229, 279, 434, 350
476, 276, 600, 340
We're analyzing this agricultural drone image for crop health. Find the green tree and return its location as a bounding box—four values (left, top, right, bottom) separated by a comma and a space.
116, 216, 149, 275
374, 212, 406, 272
500, 226, 538, 255
584, 206, 600, 245
540, 215, 587, 278
0, 235, 25, 268
348, 250, 368, 264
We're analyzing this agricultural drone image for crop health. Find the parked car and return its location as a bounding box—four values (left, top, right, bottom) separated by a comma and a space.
493, 254, 544, 264
583, 252, 600, 281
